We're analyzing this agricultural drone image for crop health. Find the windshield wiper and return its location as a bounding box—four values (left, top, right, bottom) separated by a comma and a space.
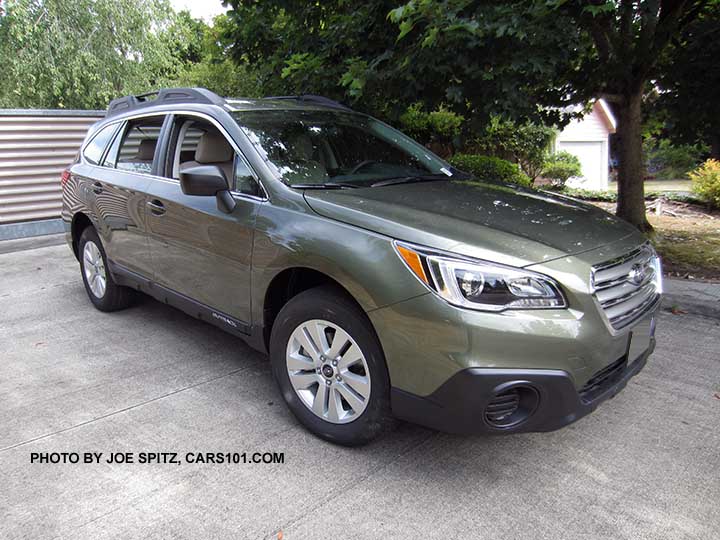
289, 182, 361, 190
370, 174, 453, 188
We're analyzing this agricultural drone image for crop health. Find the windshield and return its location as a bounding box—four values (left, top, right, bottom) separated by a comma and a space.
232, 109, 456, 187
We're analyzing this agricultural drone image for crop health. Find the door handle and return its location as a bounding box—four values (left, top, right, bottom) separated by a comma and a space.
147, 199, 166, 216
92, 182, 103, 195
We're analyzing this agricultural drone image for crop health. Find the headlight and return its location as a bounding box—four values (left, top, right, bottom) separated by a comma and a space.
395, 242, 566, 311
650, 252, 663, 294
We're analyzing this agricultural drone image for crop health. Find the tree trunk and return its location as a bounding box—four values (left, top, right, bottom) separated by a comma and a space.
615, 90, 651, 231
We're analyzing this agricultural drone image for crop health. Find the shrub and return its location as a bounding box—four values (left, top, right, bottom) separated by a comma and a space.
554, 187, 618, 202
399, 103, 464, 144
689, 159, 720, 208
449, 154, 532, 187
399, 103, 430, 140
644, 138, 707, 180
468, 117, 555, 181
428, 106, 463, 139
542, 151, 582, 187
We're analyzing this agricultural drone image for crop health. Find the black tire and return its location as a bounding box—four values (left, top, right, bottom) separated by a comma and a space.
270, 285, 393, 446
78, 226, 133, 312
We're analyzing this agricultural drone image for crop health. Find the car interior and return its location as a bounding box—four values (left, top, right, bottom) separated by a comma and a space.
172, 119, 259, 196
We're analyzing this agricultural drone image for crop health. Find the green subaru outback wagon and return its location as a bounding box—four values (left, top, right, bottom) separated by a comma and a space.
62, 88, 662, 445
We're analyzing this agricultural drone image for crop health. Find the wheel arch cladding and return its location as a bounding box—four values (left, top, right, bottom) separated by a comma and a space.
262, 267, 364, 351
71, 212, 94, 259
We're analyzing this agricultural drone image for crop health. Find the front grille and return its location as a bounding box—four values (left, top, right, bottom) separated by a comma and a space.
592, 244, 661, 330
579, 357, 627, 402
484, 390, 520, 424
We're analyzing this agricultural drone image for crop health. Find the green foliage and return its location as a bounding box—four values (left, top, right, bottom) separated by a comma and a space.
399, 103, 430, 140
645, 138, 707, 180
399, 103, 463, 145
428, 107, 463, 138
221, 1, 587, 127
549, 187, 704, 206
0, 4, 261, 108
542, 151, 582, 187
222, 1, 404, 114
170, 13, 261, 98
469, 117, 555, 181
0, 0, 187, 109
449, 154, 532, 187
656, 4, 720, 156
554, 188, 618, 202
174, 59, 261, 98
690, 159, 720, 208
386, 1, 585, 126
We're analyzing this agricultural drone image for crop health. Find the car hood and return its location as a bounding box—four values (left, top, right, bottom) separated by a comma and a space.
303, 180, 642, 266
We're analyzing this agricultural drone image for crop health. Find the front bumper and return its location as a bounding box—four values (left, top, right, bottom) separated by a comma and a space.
391, 337, 655, 434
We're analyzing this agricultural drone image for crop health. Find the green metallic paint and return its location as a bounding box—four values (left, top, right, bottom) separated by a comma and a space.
144, 179, 259, 324
248, 194, 429, 327
64, 98, 660, 421
304, 181, 644, 267
369, 259, 659, 397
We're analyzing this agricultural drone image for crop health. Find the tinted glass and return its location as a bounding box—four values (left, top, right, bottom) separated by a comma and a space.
114, 118, 163, 174
235, 157, 260, 196
232, 110, 454, 187
171, 117, 261, 196
83, 124, 117, 165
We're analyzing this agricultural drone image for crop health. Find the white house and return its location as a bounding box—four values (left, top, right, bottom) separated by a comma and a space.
554, 99, 616, 190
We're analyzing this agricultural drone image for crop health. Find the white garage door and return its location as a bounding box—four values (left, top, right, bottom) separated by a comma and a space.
557, 141, 604, 190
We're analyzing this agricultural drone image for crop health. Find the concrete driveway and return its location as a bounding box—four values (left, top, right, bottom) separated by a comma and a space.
1, 243, 718, 540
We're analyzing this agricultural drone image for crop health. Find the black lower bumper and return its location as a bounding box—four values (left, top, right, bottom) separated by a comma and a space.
390, 338, 655, 435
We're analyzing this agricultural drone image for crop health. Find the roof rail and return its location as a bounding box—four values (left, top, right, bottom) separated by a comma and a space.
106, 88, 225, 117
264, 95, 352, 111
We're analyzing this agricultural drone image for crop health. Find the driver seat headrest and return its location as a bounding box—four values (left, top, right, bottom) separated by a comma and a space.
195, 131, 234, 164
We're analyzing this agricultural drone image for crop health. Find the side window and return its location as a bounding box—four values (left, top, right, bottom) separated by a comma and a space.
170, 116, 262, 197
101, 122, 124, 168
82, 123, 117, 165
109, 117, 164, 174
235, 157, 260, 197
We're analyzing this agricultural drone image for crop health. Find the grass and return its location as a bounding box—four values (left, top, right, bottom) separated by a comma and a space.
648, 215, 720, 280
607, 179, 693, 193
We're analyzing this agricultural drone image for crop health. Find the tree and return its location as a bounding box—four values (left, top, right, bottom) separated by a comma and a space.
0, 0, 191, 109
551, 1, 714, 229
389, 1, 714, 230
223, 1, 586, 125
656, 4, 720, 158
223, 1, 409, 116
171, 14, 261, 98
469, 117, 556, 182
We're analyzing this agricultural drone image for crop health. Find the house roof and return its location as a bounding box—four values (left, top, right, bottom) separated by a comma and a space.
595, 99, 617, 133
558, 99, 617, 134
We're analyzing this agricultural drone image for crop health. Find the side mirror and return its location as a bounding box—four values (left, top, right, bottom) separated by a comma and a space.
179, 164, 236, 213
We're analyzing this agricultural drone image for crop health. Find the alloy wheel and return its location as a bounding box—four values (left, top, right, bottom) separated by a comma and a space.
286, 319, 371, 424
83, 240, 107, 298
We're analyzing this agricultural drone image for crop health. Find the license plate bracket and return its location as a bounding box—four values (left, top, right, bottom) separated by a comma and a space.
628, 316, 655, 365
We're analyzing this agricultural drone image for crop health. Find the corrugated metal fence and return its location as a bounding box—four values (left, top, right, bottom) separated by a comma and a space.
0, 109, 103, 224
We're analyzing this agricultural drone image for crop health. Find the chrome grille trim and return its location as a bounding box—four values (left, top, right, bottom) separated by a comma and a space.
592, 243, 661, 330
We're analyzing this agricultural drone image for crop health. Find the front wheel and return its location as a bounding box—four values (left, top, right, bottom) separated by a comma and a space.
270, 286, 392, 446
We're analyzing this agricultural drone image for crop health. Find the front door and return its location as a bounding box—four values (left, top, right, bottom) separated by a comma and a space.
145, 115, 262, 327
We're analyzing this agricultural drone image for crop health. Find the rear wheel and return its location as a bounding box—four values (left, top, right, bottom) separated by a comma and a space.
78, 227, 133, 312
270, 286, 392, 446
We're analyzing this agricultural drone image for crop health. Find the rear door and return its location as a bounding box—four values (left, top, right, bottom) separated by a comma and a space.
144, 113, 264, 328
88, 115, 166, 277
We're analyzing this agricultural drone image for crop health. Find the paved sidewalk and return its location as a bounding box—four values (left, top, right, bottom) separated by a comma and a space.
0, 232, 66, 255
1, 244, 719, 540
663, 278, 720, 319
